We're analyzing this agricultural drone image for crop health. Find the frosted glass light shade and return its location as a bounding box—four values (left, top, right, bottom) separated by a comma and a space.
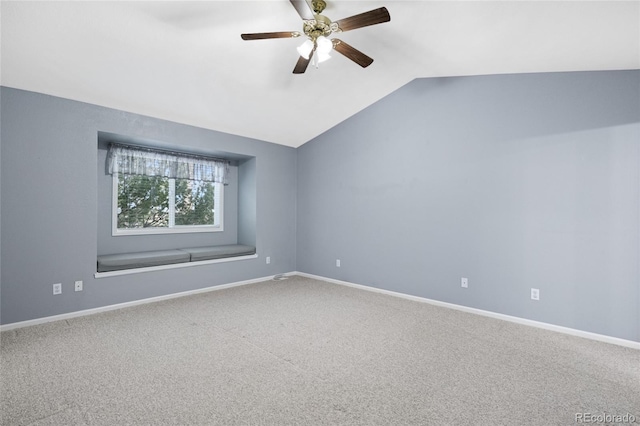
316, 36, 332, 54
297, 40, 314, 59
317, 51, 331, 63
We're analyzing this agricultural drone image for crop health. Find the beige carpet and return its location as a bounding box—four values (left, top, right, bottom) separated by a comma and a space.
1, 275, 639, 425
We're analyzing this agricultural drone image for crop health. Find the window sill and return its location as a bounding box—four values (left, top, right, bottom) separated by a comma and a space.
112, 225, 223, 236
94, 254, 258, 279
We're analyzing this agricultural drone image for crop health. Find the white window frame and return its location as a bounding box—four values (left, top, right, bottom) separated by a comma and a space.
112, 172, 224, 236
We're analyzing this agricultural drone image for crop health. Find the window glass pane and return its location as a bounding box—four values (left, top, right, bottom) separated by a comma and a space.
174, 179, 216, 226
117, 174, 170, 229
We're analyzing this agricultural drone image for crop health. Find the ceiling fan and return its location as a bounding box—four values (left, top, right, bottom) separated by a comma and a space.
241, 0, 390, 74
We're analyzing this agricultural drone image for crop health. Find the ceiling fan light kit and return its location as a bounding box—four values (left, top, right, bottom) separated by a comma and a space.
297, 39, 314, 59
241, 0, 390, 74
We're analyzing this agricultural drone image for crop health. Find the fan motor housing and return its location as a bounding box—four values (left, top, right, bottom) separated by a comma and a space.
303, 14, 334, 40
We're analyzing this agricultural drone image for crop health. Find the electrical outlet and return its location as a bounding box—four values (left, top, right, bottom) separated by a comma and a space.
266, 256, 271, 264
75, 280, 83, 292
336, 259, 341, 267
53, 283, 62, 295
461, 277, 468, 288
531, 288, 540, 301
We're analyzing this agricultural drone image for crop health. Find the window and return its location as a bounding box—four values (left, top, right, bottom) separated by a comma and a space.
107, 144, 228, 236
113, 174, 223, 235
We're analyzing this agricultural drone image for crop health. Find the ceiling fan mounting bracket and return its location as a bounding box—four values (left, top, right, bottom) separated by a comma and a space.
312, 0, 327, 14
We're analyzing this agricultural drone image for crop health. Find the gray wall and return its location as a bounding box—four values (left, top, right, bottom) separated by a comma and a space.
0, 89, 3, 324
2, 70, 639, 343
0, 87, 296, 325
297, 70, 640, 342
238, 158, 257, 248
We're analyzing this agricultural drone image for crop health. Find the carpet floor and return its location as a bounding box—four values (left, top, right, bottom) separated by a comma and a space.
1, 275, 639, 425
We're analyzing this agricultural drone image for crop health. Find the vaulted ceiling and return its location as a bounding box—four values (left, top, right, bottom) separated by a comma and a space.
2, 1, 638, 148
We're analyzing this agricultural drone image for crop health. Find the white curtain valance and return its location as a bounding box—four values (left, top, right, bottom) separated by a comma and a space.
107, 144, 229, 185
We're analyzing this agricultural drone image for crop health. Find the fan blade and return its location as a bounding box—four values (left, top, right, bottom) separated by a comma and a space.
293, 49, 315, 74
332, 39, 373, 68
241, 32, 300, 40
334, 7, 390, 32
290, 0, 315, 20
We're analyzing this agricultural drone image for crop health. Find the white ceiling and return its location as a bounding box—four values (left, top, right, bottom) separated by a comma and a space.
1, 1, 638, 148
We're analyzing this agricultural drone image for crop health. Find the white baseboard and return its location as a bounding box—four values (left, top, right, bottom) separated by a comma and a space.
0, 274, 279, 332
293, 271, 640, 350
4, 271, 638, 350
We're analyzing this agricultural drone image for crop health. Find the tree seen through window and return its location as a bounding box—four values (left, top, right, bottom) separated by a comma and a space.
117, 174, 218, 230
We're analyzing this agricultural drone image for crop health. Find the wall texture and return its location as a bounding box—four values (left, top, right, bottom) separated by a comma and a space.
0, 87, 296, 325
297, 70, 640, 342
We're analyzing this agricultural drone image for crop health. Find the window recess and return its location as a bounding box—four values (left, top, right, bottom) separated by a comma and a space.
107, 143, 230, 236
